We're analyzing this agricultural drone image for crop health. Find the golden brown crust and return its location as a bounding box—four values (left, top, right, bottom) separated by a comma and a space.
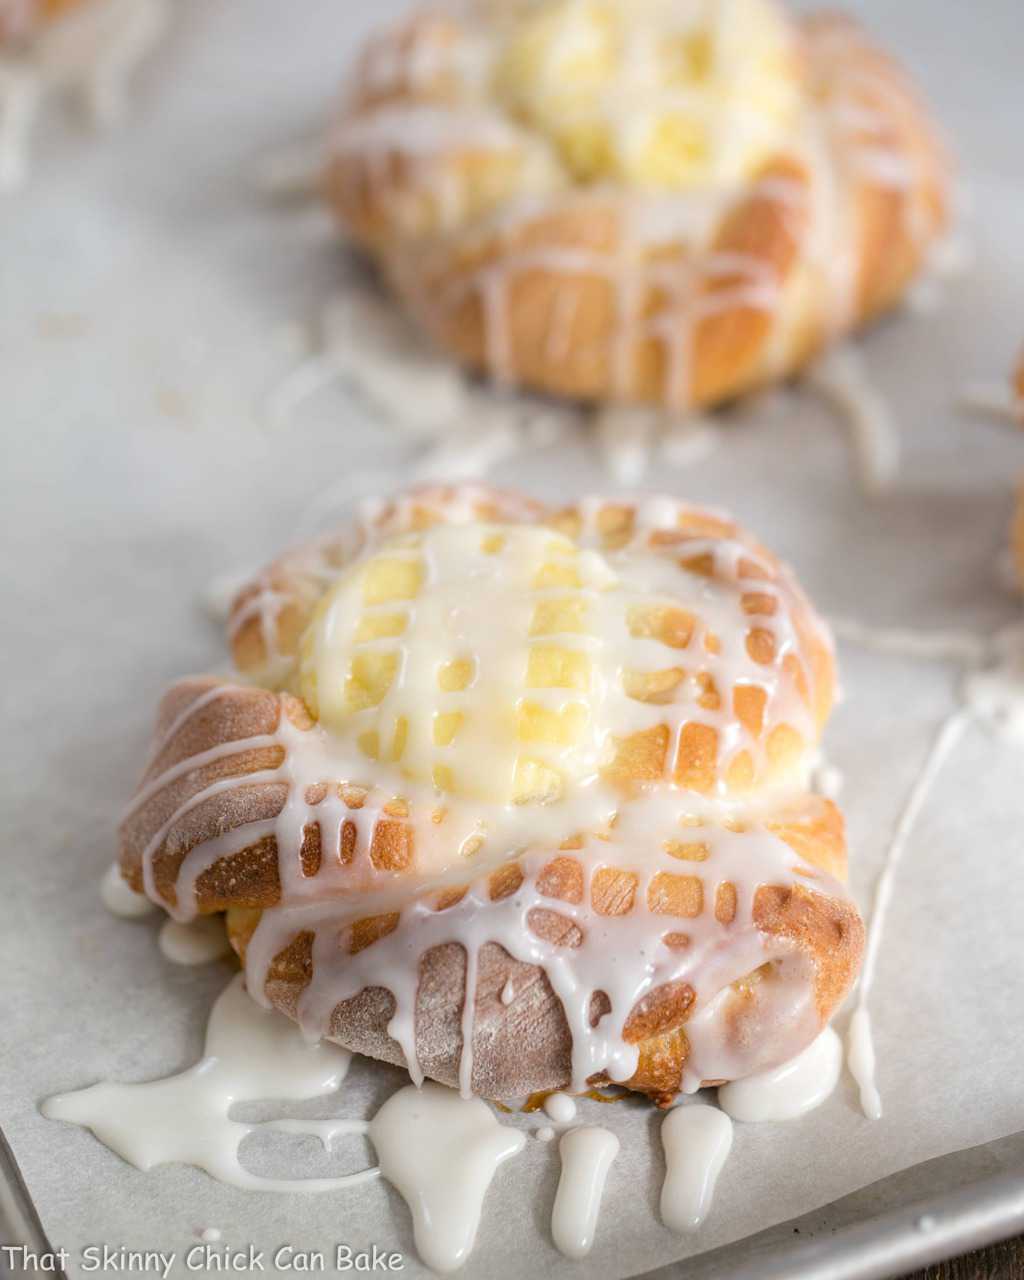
225, 796, 862, 1103
323, 9, 949, 410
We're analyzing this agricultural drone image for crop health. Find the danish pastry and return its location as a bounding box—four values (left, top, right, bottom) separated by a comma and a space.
119, 485, 863, 1104
0, 0, 82, 44
0, 0, 166, 188
323, 0, 948, 411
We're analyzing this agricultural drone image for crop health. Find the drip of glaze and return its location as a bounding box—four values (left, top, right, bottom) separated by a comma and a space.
158, 917, 232, 967
804, 345, 899, 495
269, 290, 581, 480
905, 226, 975, 314
368, 1083, 526, 1274
41, 976, 371, 1192
264, 289, 469, 436
543, 1092, 577, 1125
847, 710, 968, 1119
659, 1103, 733, 1233
809, 752, 844, 800
594, 405, 657, 486
661, 416, 718, 469
201, 569, 257, 626
100, 862, 156, 919
962, 623, 1024, 742
412, 413, 523, 483
718, 1027, 842, 1122
550, 1126, 620, 1260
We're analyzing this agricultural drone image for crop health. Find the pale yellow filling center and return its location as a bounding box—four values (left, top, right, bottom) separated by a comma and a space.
494, 0, 801, 189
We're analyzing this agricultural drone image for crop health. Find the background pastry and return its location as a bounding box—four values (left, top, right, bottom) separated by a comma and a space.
323, 0, 949, 411
0, 0, 166, 186
119, 485, 863, 1105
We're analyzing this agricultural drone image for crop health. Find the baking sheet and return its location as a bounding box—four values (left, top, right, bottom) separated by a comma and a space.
3, 0, 1024, 1277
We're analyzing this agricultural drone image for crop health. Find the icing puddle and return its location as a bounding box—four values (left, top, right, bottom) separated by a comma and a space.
42, 977, 370, 1193
43, 977, 522, 1272
43, 972, 850, 1271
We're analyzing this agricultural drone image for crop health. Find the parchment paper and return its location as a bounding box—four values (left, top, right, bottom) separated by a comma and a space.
2, 1, 1023, 1276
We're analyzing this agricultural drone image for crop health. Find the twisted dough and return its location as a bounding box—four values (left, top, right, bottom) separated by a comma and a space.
323, 2, 948, 411
120, 486, 863, 1104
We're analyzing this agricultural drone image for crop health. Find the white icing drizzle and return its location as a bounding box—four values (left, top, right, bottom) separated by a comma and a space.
543, 1092, 577, 1125
130, 489, 850, 1102
905, 226, 974, 315
41, 976, 372, 1192
804, 345, 899, 495
809, 751, 843, 800
594, 405, 658, 486
962, 623, 1024, 742
592, 408, 718, 484
661, 417, 718, 469
550, 1126, 619, 1260
659, 1103, 733, 1233
201, 569, 257, 626
331, 104, 524, 163
271, 291, 469, 437
158, 916, 232, 967
718, 1026, 842, 1121
412, 413, 522, 482
835, 613, 1024, 1117
101, 861, 156, 919
264, 288, 586, 481
0, 0, 167, 189
847, 709, 968, 1120
369, 1082, 526, 1274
